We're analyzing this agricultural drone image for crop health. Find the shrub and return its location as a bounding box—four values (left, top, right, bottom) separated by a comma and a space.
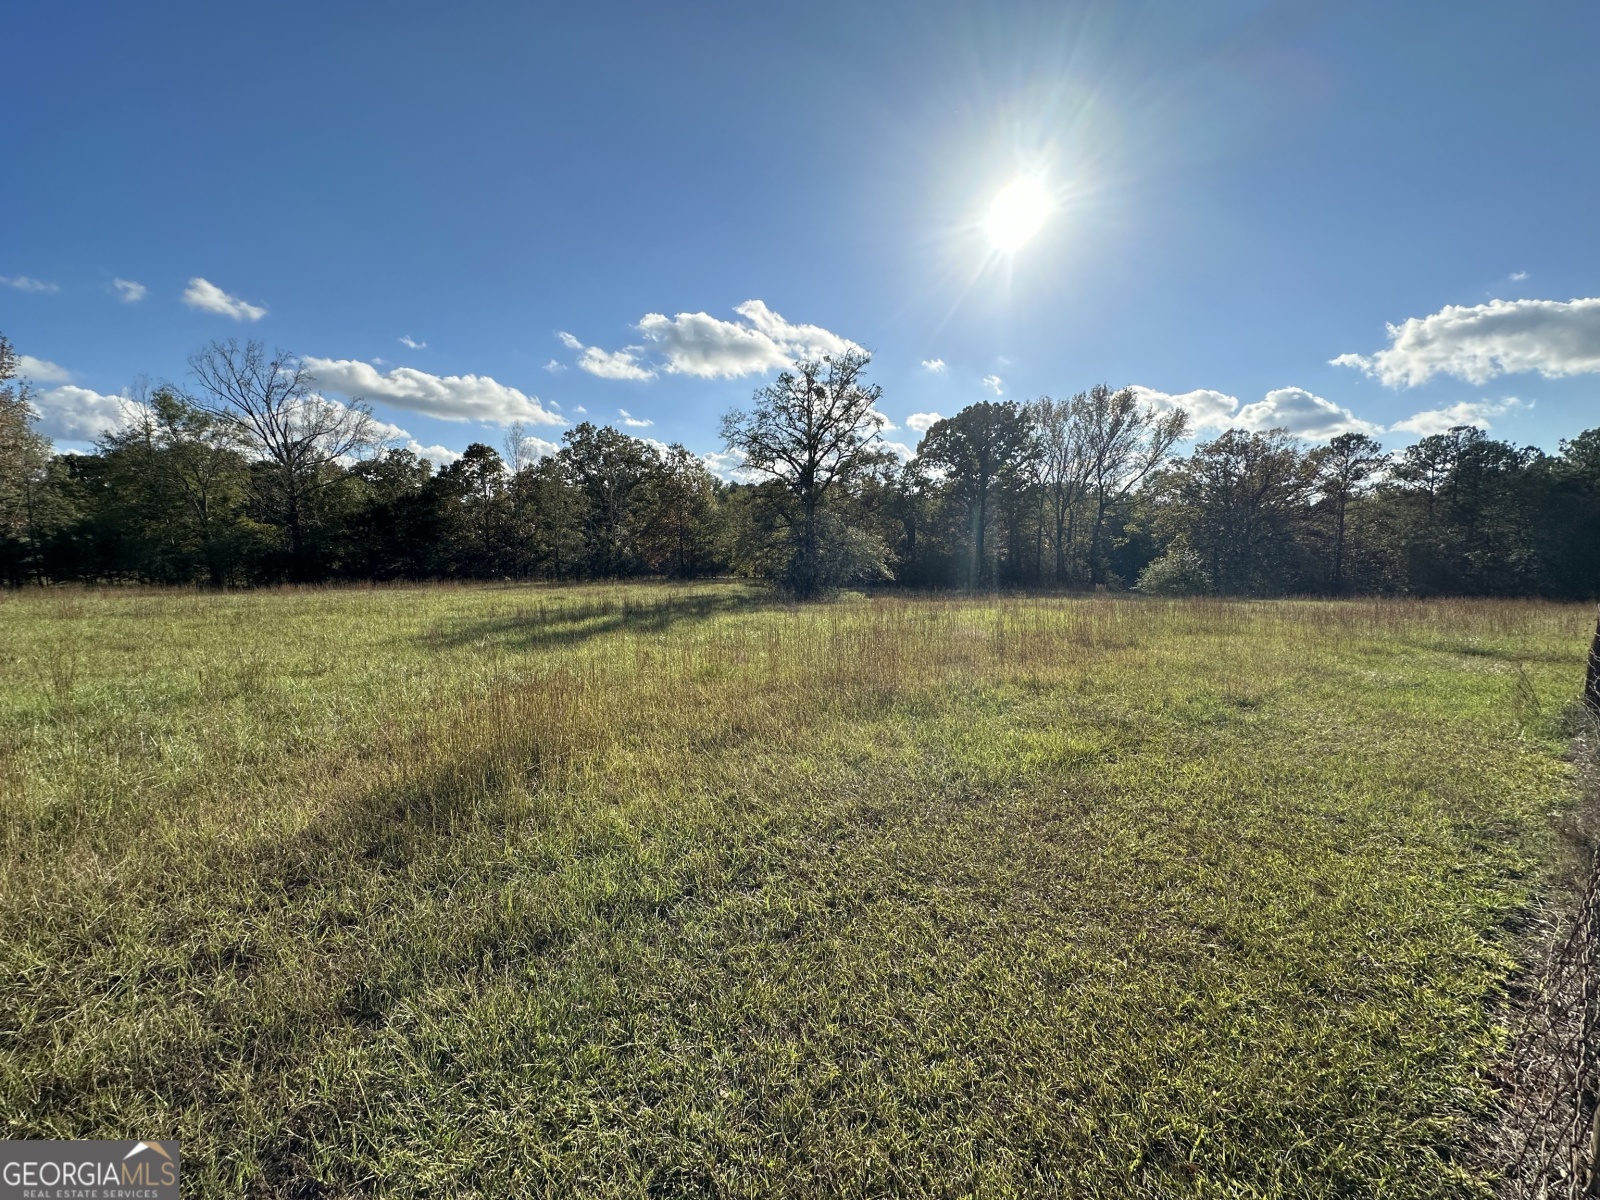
1137, 540, 1213, 595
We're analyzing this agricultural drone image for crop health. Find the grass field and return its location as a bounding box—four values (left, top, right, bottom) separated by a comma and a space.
0, 583, 1592, 1197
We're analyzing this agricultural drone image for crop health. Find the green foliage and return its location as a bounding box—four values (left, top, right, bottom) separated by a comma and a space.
4, 327, 1599, 598
0, 335, 55, 581
1136, 538, 1213, 595
916, 400, 1035, 586
722, 350, 887, 597
0, 585, 1589, 1195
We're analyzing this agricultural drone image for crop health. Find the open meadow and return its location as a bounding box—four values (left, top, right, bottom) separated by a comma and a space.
0, 583, 1593, 1198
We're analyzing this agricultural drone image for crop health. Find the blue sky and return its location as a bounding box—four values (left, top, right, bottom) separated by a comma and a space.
4, 0, 1597, 468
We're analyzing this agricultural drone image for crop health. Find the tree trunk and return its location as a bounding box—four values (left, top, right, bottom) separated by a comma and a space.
974, 488, 988, 589
1332, 495, 1347, 594
1088, 495, 1109, 586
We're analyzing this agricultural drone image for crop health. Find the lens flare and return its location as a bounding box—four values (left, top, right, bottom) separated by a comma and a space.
985, 176, 1050, 253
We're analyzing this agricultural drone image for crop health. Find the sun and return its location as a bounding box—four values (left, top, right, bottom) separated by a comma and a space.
985, 176, 1050, 253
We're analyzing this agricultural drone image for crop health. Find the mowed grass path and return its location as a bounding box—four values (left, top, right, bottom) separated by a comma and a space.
0, 585, 1591, 1197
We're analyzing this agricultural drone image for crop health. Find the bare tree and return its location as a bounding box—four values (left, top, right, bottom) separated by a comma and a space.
189, 340, 378, 573
502, 420, 533, 476
721, 349, 884, 597
1029, 393, 1092, 583
1079, 385, 1189, 585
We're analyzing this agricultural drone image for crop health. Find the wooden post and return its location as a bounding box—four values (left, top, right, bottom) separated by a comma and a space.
1587, 604, 1600, 715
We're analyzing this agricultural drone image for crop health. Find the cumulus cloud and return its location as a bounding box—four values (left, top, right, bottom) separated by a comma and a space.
579, 345, 655, 381
112, 278, 146, 303
544, 358, 566, 373
881, 440, 915, 460
1236, 387, 1380, 439
618, 408, 654, 428
557, 331, 655, 380
1, 275, 59, 293
361, 414, 463, 467
1131, 385, 1376, 440
16, 355, 72, 383
29, 385, 133, 442
982, 375, 1004, 395
634, 310, 787, 377
921, 358, 946, 372
1128, 386, 1242, 431
905, 411, 944, 433
302, 357, 563, 426
1333, 297, 1600, 387
868, 410, 896, 431
399, 335, 426, 349
508, 432, 561, 463
1390, 397, 1530, 436
182, 277, 266, 322
701, 448, 761, 483
730, 299, 858, 358
566, 301, 858, 381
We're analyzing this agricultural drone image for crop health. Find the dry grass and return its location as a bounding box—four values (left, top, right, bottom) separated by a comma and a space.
0, 582, 1592, 1197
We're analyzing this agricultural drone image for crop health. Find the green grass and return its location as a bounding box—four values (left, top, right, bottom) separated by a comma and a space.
0, 583, 1591, 1197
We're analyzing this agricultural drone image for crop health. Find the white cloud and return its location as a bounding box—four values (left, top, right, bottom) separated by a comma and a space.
868, 409, 896, 431
572, 300, 859, 380
1334, 297, 1600, 387
1128, 386, 1242, 431
361, 414, 463, 466
1131, 385, 1376, 441
905, 411, 944, 433
731, 300, 858, 359
618, 408, 653, 428
112, 278, 146, 303
1389, 397, 1530, 436
557, 330, 656, 380
16, 355, 72, 383
881, 440, 915, 460
412, 443, 461, 465
30, 385, 133, 442
182, 277, 266, 322
982, 375, 1004, 395
578, 344, 655, 381
573, 405, 587, 414
921, 358, 946, 372
302, 357, 564, 426
510, 433, 561, 463
636, 310, 786, 377
1511, 271, 1528, 282
1236, 387, 1381, 440
399, 335, 426, 349
1, 275, 59, 293
701, 448, 758, 482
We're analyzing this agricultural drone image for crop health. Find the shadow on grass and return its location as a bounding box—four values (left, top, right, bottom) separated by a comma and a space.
418, 586, 778, 654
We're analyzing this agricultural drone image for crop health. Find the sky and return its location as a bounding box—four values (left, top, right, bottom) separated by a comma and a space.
3, 0, 1597, 471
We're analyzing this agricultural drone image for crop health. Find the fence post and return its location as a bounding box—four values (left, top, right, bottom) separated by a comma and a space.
1586, 604, 1600, 715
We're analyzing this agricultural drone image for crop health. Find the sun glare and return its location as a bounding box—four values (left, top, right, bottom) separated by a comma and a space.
985, 176, 1050, 253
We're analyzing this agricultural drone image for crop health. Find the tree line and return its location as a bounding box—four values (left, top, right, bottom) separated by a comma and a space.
3, 334, 1597, 598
